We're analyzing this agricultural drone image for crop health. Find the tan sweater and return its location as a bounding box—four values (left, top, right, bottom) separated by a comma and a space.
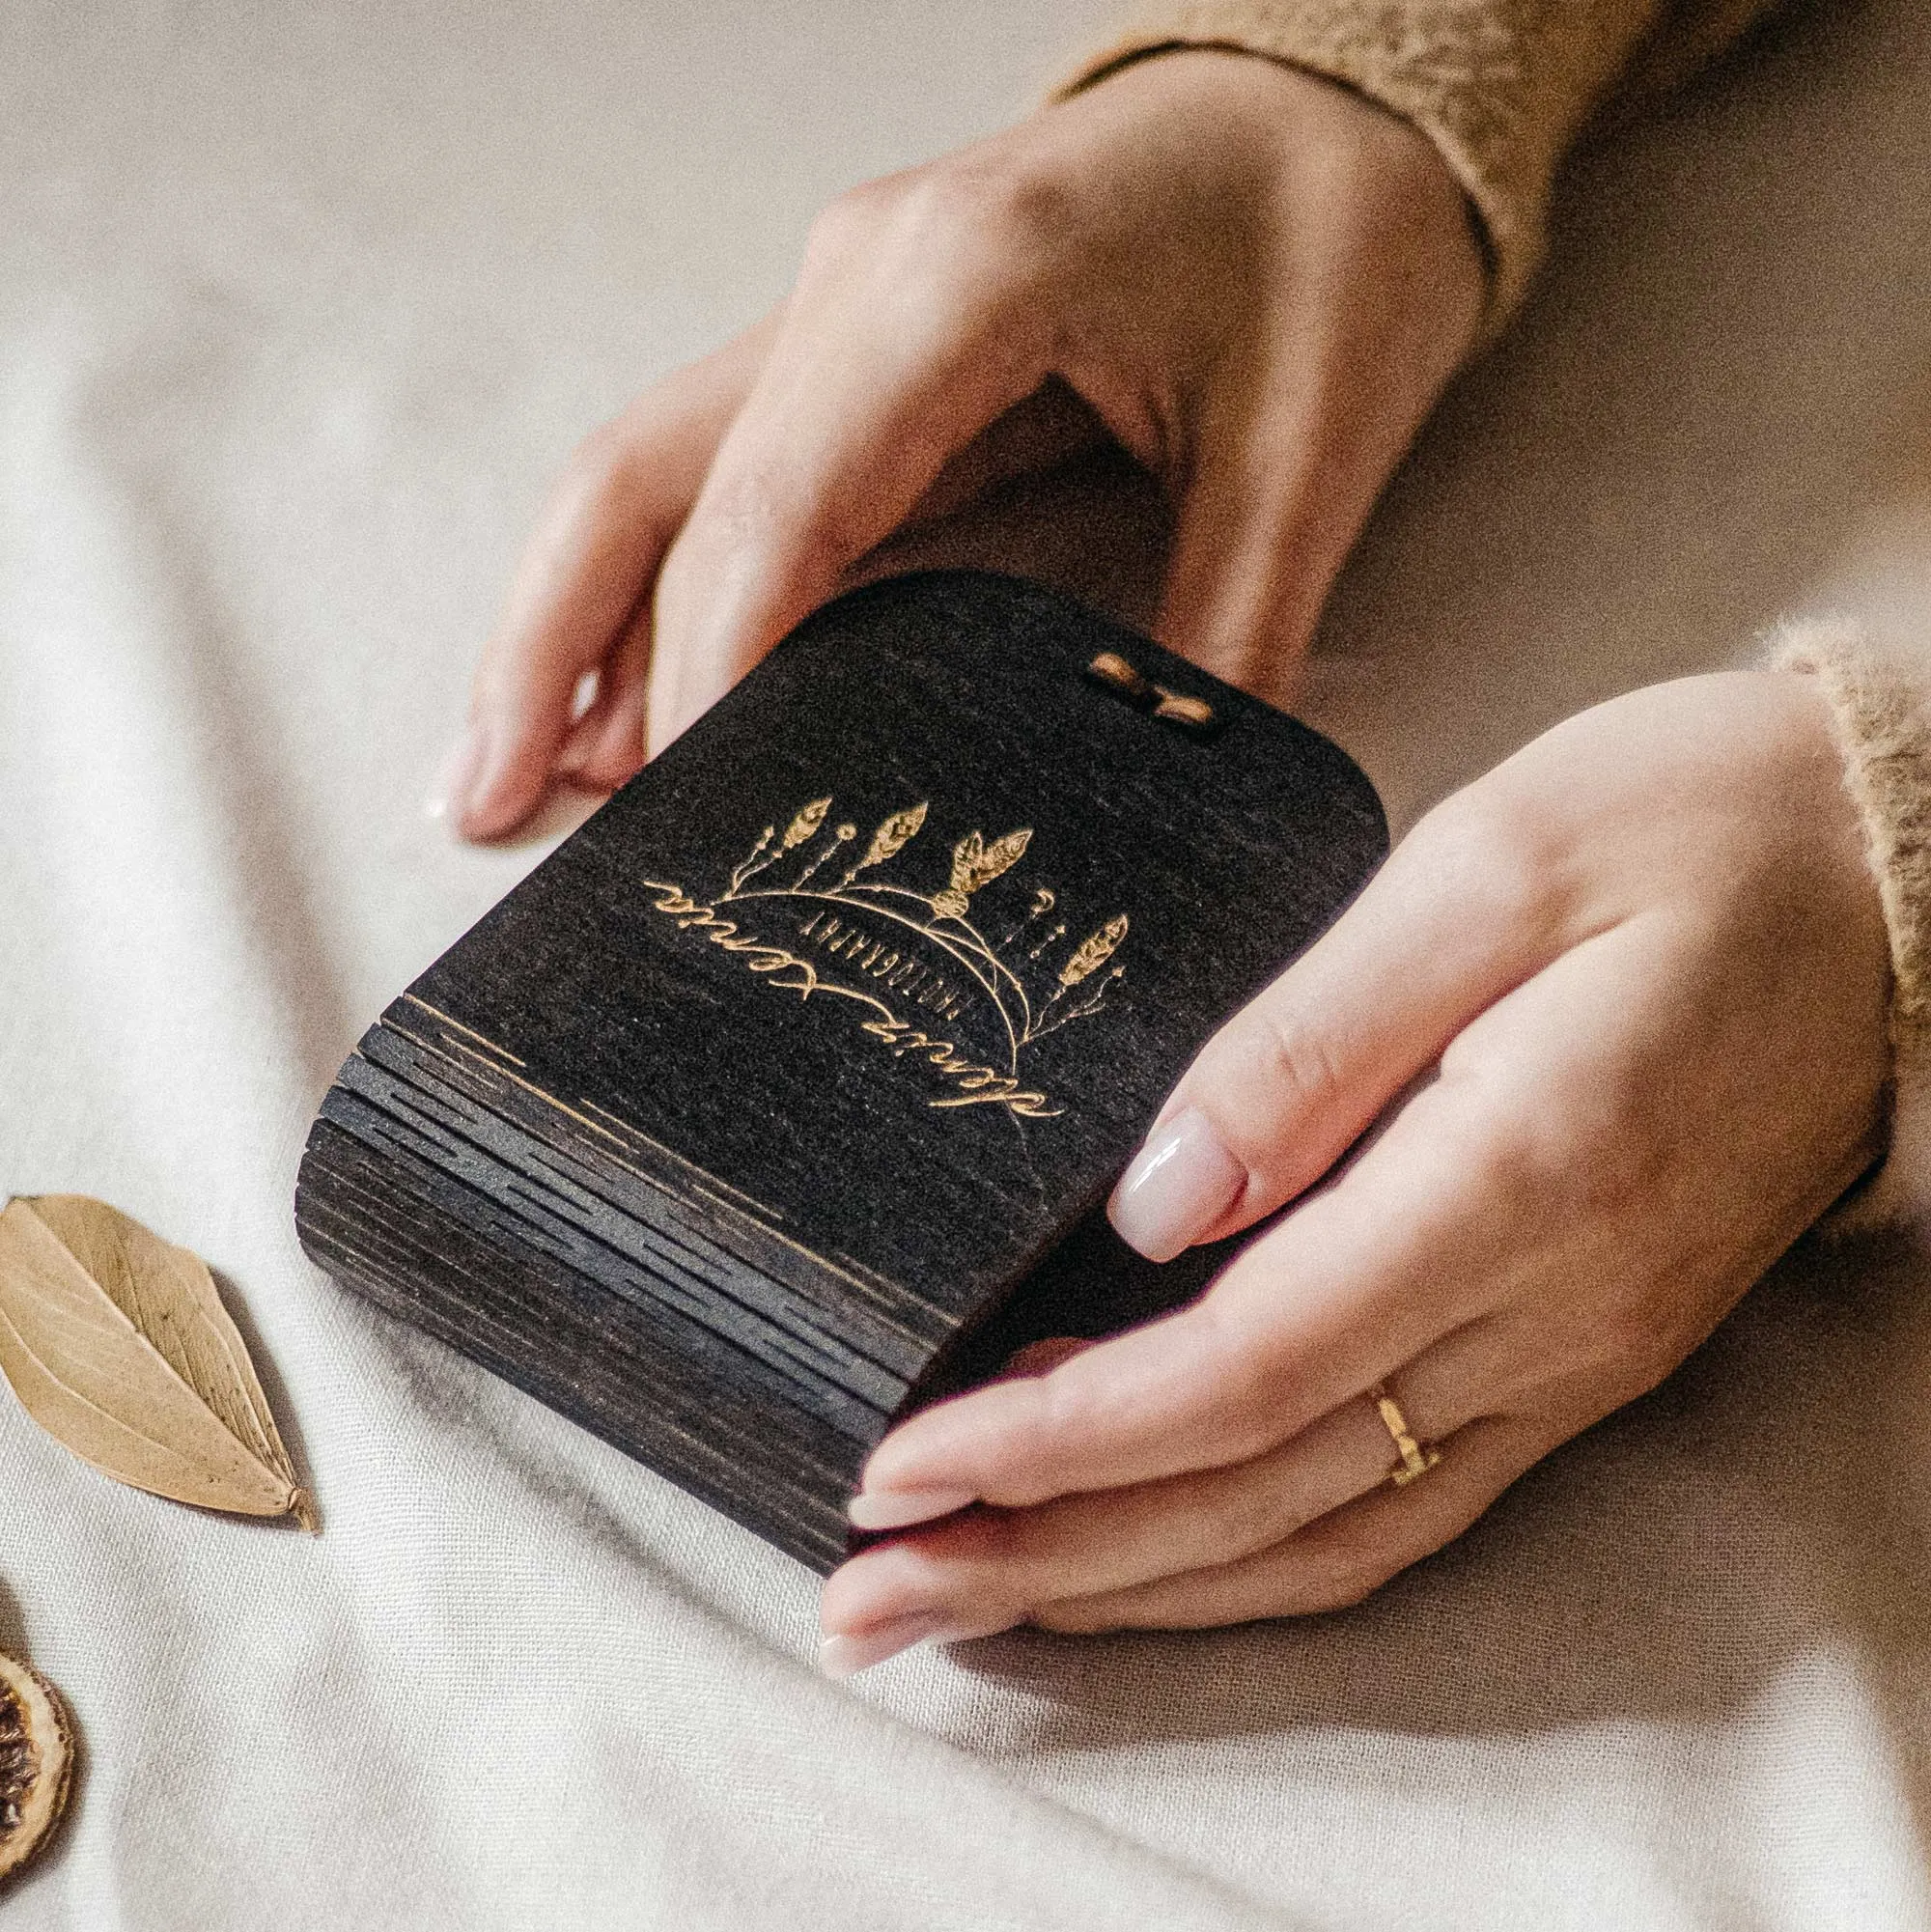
1066, 0, 1931, 1225
1062, 0, 1775, 322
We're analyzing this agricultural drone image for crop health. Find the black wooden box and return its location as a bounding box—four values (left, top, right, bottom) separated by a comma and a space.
295, 572, 1385, 1572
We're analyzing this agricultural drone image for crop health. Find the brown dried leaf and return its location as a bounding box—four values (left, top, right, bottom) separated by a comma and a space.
0, 1652, 71, 1885
0, 1196, 315, 1529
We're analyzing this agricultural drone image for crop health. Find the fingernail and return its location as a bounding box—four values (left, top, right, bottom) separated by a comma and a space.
846, 1487, 976, 1531
1107, 1106, 1245, 1262
817, 1612, 970, 1680
425, 722, 488, 823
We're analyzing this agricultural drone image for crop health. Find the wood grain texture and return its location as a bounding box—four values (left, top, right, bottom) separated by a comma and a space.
295, 572, 1387, 1573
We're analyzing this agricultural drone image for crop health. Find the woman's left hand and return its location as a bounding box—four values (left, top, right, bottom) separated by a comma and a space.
820, 669, 1893, 1674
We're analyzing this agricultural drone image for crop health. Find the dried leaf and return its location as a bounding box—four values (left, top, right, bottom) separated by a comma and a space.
1060, 913, 1129, 987
0, 1196, 316, 1529
0, 1652, 71, 1884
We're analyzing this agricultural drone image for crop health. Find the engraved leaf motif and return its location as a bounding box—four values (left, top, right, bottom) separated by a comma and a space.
781, 797, 832, 851
0, 1195, 317, 1529
1060, 913, 1129, 986
947, 829, 985, 895
948, 826, 1032, 897
970, 826, 1032, 890
854, 802, 927, 875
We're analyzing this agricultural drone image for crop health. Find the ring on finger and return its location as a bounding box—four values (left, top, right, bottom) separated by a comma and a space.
1367, 1383, 1441, 1488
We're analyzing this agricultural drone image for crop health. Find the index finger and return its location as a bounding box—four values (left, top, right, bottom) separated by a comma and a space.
456, 313, 779, 838
855, 1068, 1505, 1513
645, 183, 1059, 750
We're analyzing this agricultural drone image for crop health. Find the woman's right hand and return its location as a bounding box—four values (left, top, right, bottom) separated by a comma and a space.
436, 46, 1485, 839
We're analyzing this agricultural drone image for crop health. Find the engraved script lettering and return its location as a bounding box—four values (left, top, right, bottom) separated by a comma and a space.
637, 794, 1132, 1123
638, 880, 1065, 1118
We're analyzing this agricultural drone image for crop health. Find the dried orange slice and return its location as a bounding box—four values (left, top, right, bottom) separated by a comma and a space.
0, 1653, 72, 1884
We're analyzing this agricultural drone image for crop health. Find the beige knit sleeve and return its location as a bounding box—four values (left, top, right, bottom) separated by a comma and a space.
1056, 0, 1777, 327
1772, 621, 1931, 1231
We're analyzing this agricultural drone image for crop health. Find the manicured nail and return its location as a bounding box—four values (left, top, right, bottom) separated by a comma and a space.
818, 1611, 959, 1679
846, 1487, 976, 1531
425, 723, 488, 823
1107, 1106, 1245, 1262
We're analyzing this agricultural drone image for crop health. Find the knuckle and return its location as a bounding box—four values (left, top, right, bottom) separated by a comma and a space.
1469, 1064, 1673, 1235
1592, 1287, 1695, 1395
1432, 1117, 1550, 1228
1407, 785, 1558, 933
1303, 1545, 1407, 1613
800, 182, 891, 264
856, 153, 1070, 273
1203, 1477, 1315, 1564
1240, 1002, 1350, 1126
560, 415, 650, 513
1025, 1370, 1139, 1482
685, 463, 854, 582
1173, 1304, 1288, 1460
927, 154, 1068, 242
1030, 1602, 1122, 1636
686, 464, 786, 549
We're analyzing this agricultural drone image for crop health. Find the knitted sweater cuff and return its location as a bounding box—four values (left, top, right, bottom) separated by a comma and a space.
1773, 619, 1931, 1231
1051, 0, 1673, 331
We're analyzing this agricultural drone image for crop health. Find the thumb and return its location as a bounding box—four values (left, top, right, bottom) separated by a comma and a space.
1108, 801, 1560, 1261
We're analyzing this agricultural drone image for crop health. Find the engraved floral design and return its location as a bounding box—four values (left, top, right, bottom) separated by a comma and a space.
1061, 914, 1128, 986
933, 827, 1032, 920
728, 795, 832, 891
782, 797, 832, 851
840, 802, 929, 888
710, 794, 1128, 1069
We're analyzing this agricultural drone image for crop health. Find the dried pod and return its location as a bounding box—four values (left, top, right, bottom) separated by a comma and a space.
0, 1653, 72, 1885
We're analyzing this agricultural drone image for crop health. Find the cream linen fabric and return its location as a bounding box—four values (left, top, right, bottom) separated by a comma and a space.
8, 3, 1931, 1928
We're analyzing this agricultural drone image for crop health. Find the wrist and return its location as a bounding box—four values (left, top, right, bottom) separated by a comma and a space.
1079, 45, 1484, 307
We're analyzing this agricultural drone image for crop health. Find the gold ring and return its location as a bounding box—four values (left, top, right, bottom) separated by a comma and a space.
1368, 1384, 1441, 1488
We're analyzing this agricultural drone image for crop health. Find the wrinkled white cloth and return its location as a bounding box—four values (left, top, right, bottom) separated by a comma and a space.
7, 3, 1931, 1927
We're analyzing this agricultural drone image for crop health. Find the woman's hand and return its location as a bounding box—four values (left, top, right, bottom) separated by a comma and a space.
818, 670, 1892, 1675
435, 49, 1483, 838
